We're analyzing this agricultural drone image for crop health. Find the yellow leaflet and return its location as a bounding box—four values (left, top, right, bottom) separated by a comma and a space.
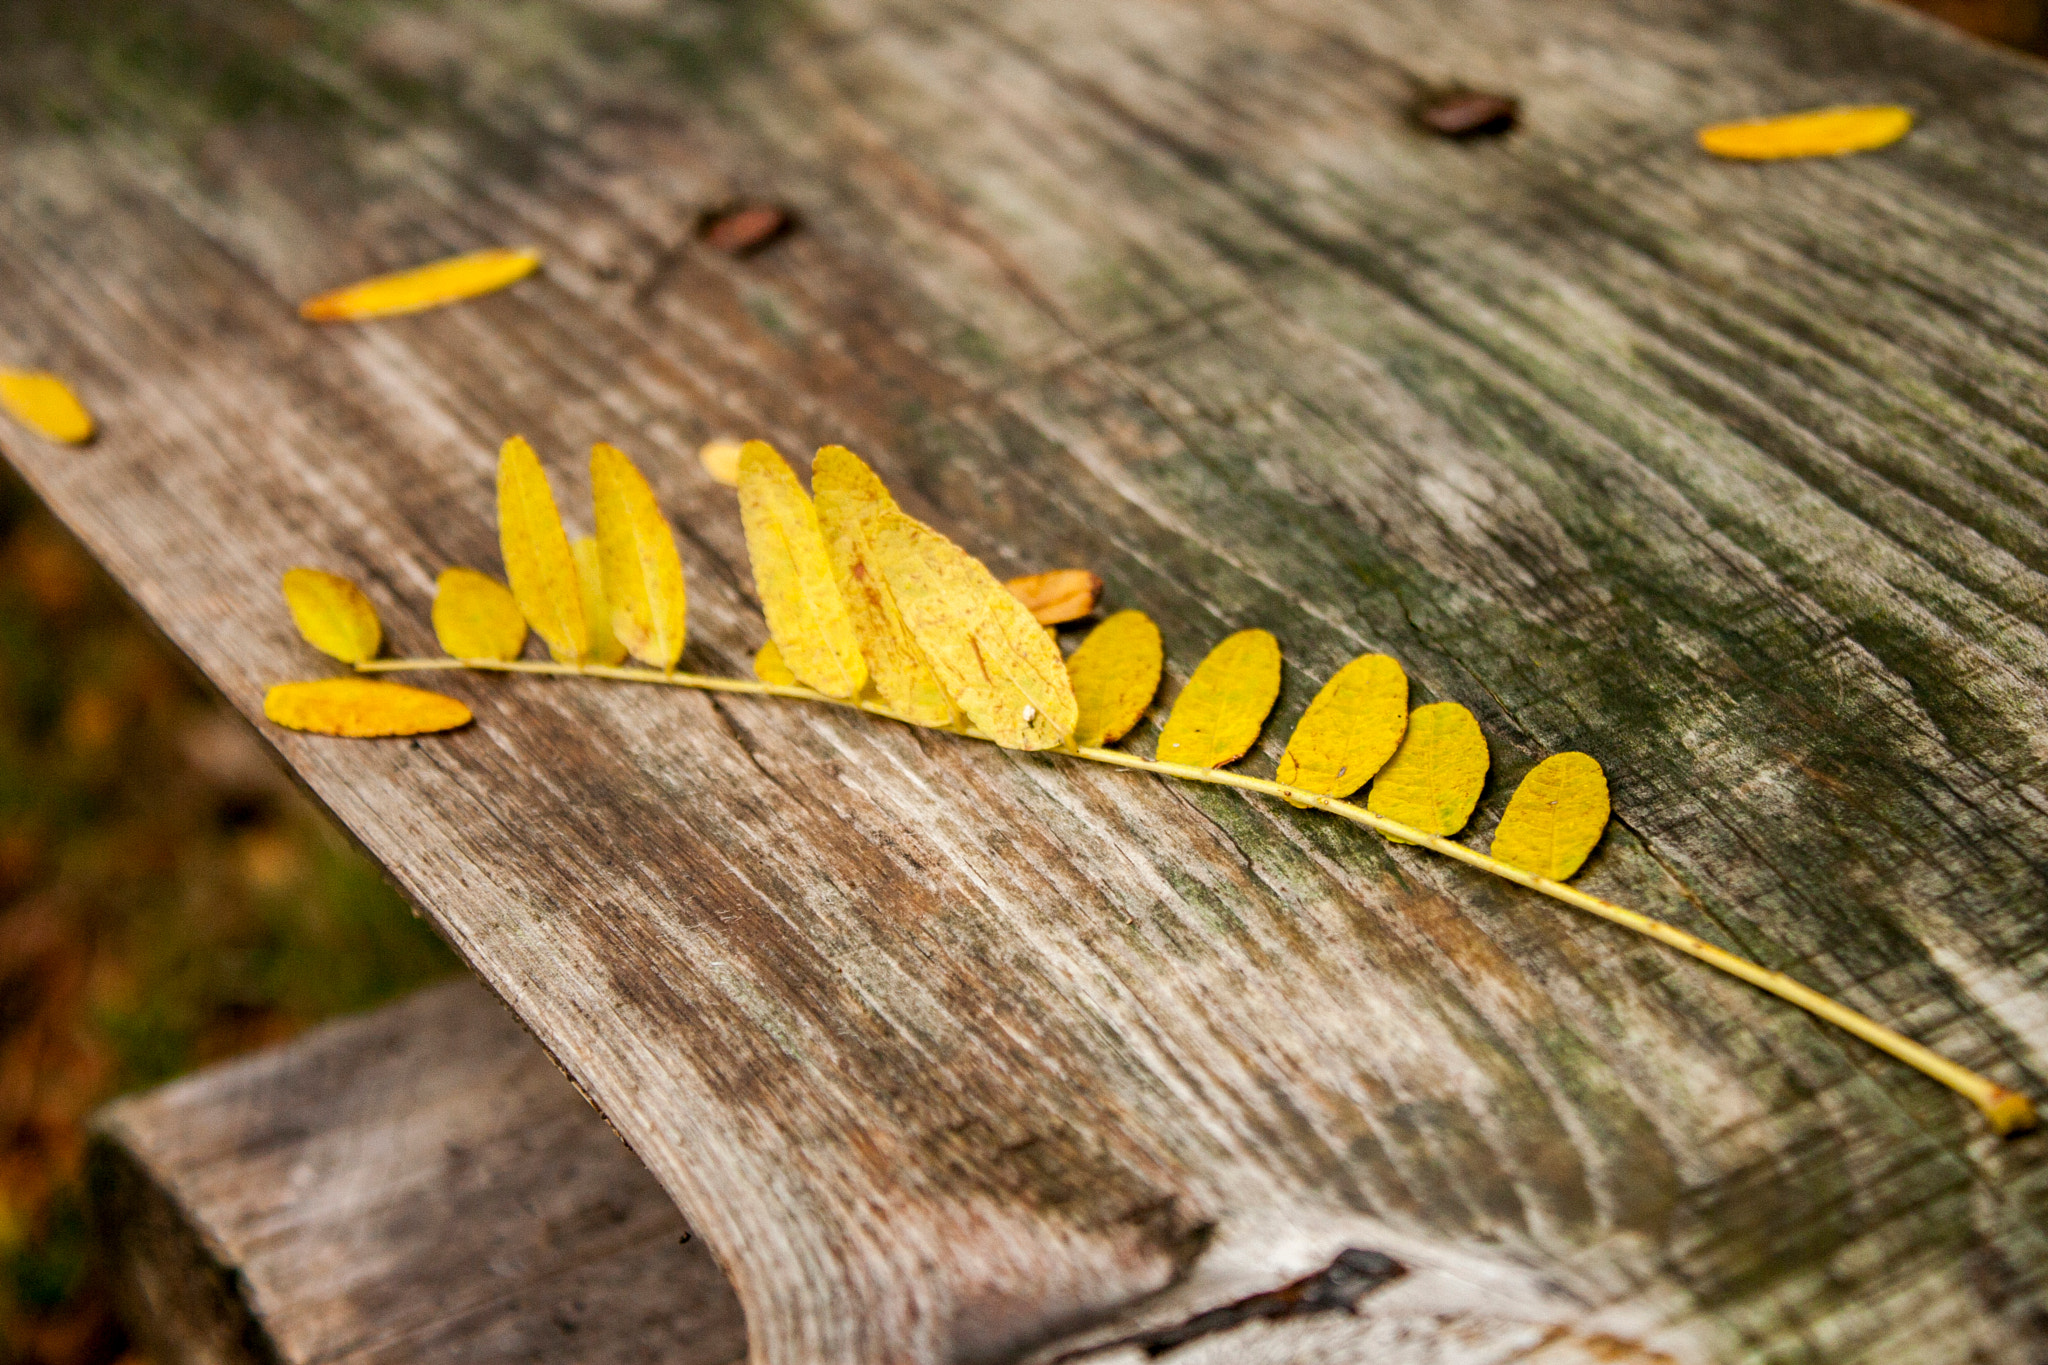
736, 441, 866, 699
432, 567, 527, 662
754, 639, 797, 686
869, 510, 1077, 750
811, 445, 957, 726
1156, 629, 1281, 769
1697, 106, 1911, 160
699, 438, 744, 487
1067, 610, 1162, 748
1367, 701, 1489, 844
0, 370, 95, 444
571, 538, 627, 666
497, 436, 589, 665
299, 247, 541, 322
1277, 653, 1408, 806
264, 678, 471, 737
1006, 569, 1103, 626
1490, 752, 1609, 881
591, 442, 687, 669
281, 567, 381, 664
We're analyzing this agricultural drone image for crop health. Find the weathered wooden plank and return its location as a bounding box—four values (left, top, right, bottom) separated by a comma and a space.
5, 0, 2048, 1360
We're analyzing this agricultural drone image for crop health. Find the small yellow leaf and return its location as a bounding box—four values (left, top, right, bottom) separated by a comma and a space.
264, 678, 471, 737
592, 442, 687, 669
699, 438, 744, 487
811, 445, 957, 727
869, 510, 1077, 749
281, 567, 381, 664
1006, 569, 1103, 626
498, 435, 589, 665
1156, 629, 1281, 769
299, 247, 541, 322
1067, 610, 1163, 748
1697, 105, 1912, 160
1367, 701, 1489, 843
754, 639, 797, 686
736, 441, 867, 699
0, 371, 95, 444
572, 538, 627, 666
432, 567, 527, 662
1277, 653, 1408, 805
1490, 752, 1609, 881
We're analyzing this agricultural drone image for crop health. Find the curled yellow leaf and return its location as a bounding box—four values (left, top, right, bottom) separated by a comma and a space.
736, 441, 867, 699
869, 510, 1077, 750
699, 438, 744, 487
299, 247, 541, 322
571, 538, 627, 666
433, 567, 527, 662
812, 445, 957, 727
1156, 629, 1281, 770
1697, 105, 1911, 160
264, 678, 471, 737
754, 639, 797, 686
1006, 569, 1103, 626
592, 442, 687, 669
0, 370, 95, 445
498, 435, 589, 665
281, 567, 381, 664
1277, 653, 1408, 805
1367, 701, 1489, 843
1490, 752, 1609, 881
1067, 610, 1162, 748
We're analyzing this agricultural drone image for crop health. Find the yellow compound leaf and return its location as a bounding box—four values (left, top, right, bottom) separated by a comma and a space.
1067, 610, 1162, 748
1277, 653, 1408, 805
1490, 752, 1610, 881
754, 639, 797, 686
0, 370, 95, 444
299, 247, 541, 322
736, 441, 867, 699
811, 445, 957, 727
281, 567, 381, 664
498, 435, 589, 665
1697, 105, 1912, 160
1006, 570, 1103, 626
699, 438, 744, 487
264, 678, 472, 737
432, 567, 527, 662
591, 442, 687, 670
1156, 629, 1281, 769
869, 510, 1077, 750
1367, 701, 1490, 843
571, 538, 627, 666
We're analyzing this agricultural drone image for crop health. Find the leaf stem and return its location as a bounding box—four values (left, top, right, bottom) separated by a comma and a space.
356, 654, 2037, 1133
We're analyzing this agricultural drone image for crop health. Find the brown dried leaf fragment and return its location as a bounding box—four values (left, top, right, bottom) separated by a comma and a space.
264, 678, 471, 737
1417, 90, 1519, 138
1156, 630, 1281, 769
1006, 570, 1103, 626
700, 204, 792, 255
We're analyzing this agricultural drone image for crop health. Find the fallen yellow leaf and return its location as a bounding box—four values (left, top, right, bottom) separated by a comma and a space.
869, 510, 1077, 749
736, 441, 867, 699
754, 639, 797, 686
0, 370, 95, 444
699, 438, 744, 487
1156, 629, 1281, 769
498, 436, 589, 665
1006, 569, 1103, 626
571, 538, 627, 666
264, 678, 472, 737
592, 442, 687, 669
1277, 653, 1408, 806
1367, 701, 1489, 843
432, 568, 527, 661
281, 567, 381, 664
1697, 105, 1911, 160
1067, 610, 1162, 748
1490, 752, 1609, 881
299, 247, 541, 322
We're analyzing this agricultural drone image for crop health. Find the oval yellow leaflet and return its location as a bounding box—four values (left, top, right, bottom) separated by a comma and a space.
1697, 105, 1911, 161
299, 246, 541, 322
1277, 653, 1407, 805
753, 639, 797, 686
264, 678, 471, 737
0, 370, 95, 444
281, 567, 381, 664
1156, 629, 1281, 770
497, 435, 589, 665
1490, 752, 1610, 881
1366, 701, 1489, 843
571, 538, 627, 666
591, 442, 687, 670
737, 442, 867, 699
1067, 610, 1162, 748
432, 568, 527, 662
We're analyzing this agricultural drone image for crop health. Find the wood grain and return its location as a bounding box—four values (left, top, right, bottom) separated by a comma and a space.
5, 0, 2048, 1359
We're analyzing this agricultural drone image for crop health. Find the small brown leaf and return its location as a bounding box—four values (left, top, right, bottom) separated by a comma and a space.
1006, 569, 1103, 626
700, 204, 792, 255
1418, 91, 1519, 138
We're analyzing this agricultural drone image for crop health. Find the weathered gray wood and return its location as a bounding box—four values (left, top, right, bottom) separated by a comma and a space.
90, 979, 746, 1365
6, 0, 2048, 1359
